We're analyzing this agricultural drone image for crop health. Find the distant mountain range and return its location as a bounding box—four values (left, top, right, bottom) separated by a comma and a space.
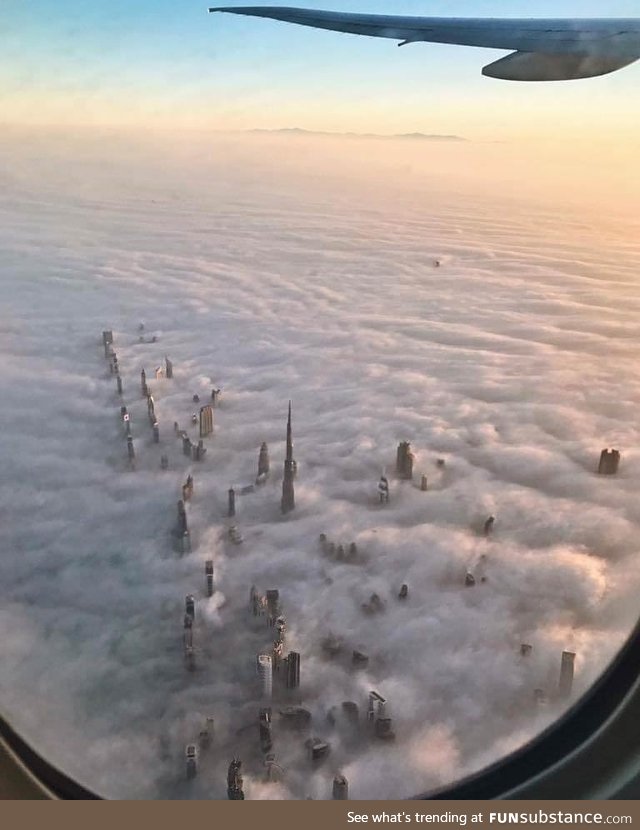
247, 127, 467, 142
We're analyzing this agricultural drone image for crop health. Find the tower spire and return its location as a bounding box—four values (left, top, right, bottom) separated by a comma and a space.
281, 401, 296, 514
286, 401, 293, 461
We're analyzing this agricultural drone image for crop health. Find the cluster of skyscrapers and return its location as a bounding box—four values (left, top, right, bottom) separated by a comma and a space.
98, 327, 601, 800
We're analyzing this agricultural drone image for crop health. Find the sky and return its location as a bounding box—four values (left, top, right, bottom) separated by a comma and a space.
1, 0, 640, 144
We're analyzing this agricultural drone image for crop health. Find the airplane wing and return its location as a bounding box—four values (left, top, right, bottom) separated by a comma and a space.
208, 7, 640, 80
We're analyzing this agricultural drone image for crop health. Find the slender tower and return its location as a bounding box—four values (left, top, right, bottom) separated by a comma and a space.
227, 759, 244, 800
281, 402, 296, 514
257, 442, 270, 481
257, 654, 273, 700
558, 651, 576, 699
285, 652, 301, 690
205, 561, 214, 597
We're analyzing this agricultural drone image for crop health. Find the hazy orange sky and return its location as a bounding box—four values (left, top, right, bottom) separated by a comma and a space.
2, 0, 639, 144
2, 1, 638, 218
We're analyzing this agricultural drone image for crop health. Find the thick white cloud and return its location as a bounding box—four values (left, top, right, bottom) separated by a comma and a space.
0, 129, 638, 800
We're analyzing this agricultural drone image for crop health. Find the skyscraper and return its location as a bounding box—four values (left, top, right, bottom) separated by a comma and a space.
227, 759, 244, 800
396, 442, 415, 480
205, 561, 214, 597
333, 774, 349, 800
281, 402, 296, 514
259, 709, 273, 754
285, 652, 301, 690
598, 449, 621, 475
257, 654, 273, 700
200, 406, 214, 438
266, 590, 280, 624
147, 396, 156, 426
559, 651, 576, 699
258, 444, 270, 479
177, 501, 188, 535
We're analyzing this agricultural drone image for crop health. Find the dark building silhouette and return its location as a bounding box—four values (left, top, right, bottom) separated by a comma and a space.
259, 709, 273, 754
165, 356, 173, 379
266, 590, 280, 624
177, 500, 188, 535
396, 442, 415, 480
153, 422, 160, 443
227, 759, 244, 800
141, 369, 148, 398
306, 737, 331, 762
559, 651, 576, 699
250, 585, 261, 617
272, 618, 286, 672
279, 707, 312, 731
194, 440, 206, 462
285, 652, 301, 690
116, 375, 123, 396
378, 474, 390, 504
598, 449, 621, 476
484, 516, 496, 536
257, 442, 270, 483
281, 403, 296, 514
185, 745, 197, 779
228, 488, 236, 518
205, 560, 214, 597
368, 692, 395, 741
102, 330, 113, 358
333, 774, 349, 800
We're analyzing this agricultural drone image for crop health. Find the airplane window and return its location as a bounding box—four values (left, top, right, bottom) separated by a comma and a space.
1, 1, 639, 801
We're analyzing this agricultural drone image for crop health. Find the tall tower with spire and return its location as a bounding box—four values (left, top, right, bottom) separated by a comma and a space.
281, 402, 296, 514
